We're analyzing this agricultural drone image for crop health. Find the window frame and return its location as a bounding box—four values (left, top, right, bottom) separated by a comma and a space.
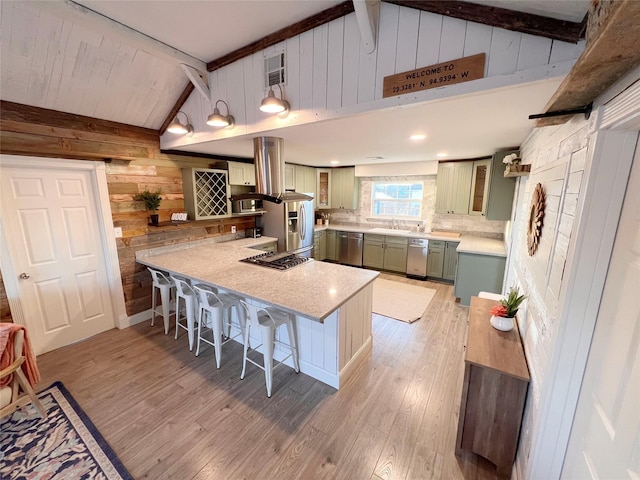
370, 181, 424, 219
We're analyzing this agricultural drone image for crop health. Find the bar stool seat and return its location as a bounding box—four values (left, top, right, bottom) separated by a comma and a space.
193, 285, 246, 368
239, 301, 300, 397
148, 267, 175, 334
171, 276, 198, 350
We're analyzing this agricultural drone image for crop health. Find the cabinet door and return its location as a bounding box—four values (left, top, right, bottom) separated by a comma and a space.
318, 230, 327, 260
363, 235, 384, 268
227, 161, 245, 186
326, 230, 337, 261
486, 150, 517, 221
285, 163, 295, 190
331, 168, 344, 208
427, 241, 445, 278
341, 167, 358, 209
452, 162, 473, 214
469, 159, 491, 216
383, 238, 408, 272
317, 169, 331, 209
443, 241, 459, 281
435, 163, 454, 213
242, 163, 256, 186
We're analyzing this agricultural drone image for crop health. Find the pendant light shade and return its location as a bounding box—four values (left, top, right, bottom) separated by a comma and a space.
206, 100, 235, 128
167, 111, 193, 135
259, 85, 290, 115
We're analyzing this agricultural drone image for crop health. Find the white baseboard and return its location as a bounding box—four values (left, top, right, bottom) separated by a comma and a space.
121, 308, 152, 328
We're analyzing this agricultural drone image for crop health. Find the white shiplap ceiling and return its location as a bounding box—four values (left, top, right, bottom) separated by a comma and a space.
0, 0, 590, 164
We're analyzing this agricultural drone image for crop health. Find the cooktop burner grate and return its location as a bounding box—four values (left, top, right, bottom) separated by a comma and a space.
240, 252, 310, 270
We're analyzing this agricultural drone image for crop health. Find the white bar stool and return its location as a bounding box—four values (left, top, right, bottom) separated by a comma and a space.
239, 301, 300, 397
193, 284, 246, 368
171, 276, 198, 350
147, 267, 175, 334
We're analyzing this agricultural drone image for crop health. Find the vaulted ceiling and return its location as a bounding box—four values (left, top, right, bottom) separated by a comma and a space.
1, 0, 591, 164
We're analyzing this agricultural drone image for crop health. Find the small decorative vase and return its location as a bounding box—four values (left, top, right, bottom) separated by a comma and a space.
490, 315, 514, 332
150, 213, 159, 225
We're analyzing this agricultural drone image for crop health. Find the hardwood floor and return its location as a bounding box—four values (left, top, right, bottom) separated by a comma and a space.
37, 273, 501, 479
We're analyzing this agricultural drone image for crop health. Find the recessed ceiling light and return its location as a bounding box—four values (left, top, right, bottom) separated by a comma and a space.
410, 134, 426, 141
330, 160, 339, 165
437, 152, 448, 158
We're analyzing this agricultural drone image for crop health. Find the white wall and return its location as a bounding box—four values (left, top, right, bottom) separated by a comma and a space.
161, 4, 583, 150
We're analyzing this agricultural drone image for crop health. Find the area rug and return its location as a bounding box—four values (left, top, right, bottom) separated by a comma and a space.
372, 278, 436, 323
0, 381, 133, 480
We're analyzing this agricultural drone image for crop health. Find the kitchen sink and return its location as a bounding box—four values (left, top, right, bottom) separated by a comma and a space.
368, 228, 412, 235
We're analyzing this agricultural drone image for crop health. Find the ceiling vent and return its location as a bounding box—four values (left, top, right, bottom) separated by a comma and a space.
264, 53, 285, 88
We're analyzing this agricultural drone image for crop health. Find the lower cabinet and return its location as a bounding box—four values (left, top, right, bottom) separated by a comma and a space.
363, 234, 407, 273
325, 230, 337, 261
454, 252, 506, 306
313, 230, 326, 260
456, 296, 530, 476
427, 240, 459, 282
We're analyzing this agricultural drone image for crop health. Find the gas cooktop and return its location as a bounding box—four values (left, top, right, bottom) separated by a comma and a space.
240, 252, 310, 270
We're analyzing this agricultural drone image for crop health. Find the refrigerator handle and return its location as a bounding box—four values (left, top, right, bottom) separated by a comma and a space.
300, 205, 306, 240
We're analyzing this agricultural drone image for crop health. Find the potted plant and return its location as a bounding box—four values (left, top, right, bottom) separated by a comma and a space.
489, 286, 527, 331
134, 189, 162, 225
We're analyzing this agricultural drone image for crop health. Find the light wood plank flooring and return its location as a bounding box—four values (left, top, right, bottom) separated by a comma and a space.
36, 273, 501, 479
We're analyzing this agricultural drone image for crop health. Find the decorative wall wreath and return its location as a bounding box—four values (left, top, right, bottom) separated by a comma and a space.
527, 183, 545, 256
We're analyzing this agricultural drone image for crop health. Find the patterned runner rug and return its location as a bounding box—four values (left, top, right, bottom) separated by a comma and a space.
373, 278, 437, 323
0, 381, 133, 480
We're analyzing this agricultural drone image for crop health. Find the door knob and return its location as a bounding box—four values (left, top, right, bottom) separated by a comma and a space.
19, 272, 30, 279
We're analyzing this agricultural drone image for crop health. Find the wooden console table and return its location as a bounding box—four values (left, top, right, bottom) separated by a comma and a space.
455, 296, 530, 477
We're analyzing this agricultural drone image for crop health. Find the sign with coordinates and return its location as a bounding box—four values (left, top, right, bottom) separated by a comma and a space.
382, 53, 485, 98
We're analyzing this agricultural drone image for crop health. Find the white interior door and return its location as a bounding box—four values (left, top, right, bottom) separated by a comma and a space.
0, 164, 116, 354
561, 140, 640, 479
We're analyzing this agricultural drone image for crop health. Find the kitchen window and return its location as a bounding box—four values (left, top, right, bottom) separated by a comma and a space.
371, 181, 423, 218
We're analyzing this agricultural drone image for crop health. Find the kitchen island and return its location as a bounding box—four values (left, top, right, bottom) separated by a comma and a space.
137, 237, 378, 389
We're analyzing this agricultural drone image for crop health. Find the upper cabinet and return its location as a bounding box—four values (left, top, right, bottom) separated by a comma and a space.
331, 167, 359, 209
316, 169, 331, 209
294, 165, 316, 195
435, 151, 517, 219
436, 162, 473, 214
228, 161, 256, 186
284, 163, 295, 190
182, 168, 232, 219
486, 150, 518, 221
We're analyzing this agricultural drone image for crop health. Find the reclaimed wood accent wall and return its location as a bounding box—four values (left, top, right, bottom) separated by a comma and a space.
0, 101, 256, 319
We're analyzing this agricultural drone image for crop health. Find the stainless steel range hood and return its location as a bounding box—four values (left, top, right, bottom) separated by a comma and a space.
230, 136, 313, 204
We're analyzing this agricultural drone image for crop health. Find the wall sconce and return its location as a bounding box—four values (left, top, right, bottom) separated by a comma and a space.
167, 111, 193, 135
259, 84, 290, 117
206, 100, 235, 128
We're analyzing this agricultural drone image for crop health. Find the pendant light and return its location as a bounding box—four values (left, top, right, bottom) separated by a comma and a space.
259, 84, 290, 116
206, 100, 235, 128
167, 111, 193, 135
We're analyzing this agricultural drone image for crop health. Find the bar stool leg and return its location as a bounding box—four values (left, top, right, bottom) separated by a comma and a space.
160, 286, 171, 335
175, 295, 182, 340
151, 285, 158, 327
241, 322, 251, 380
286, 318, 300, 373
195, 305, 205, 356
262, 326, 275, 397
186, 297, 196, 351
211, 309, 224, 369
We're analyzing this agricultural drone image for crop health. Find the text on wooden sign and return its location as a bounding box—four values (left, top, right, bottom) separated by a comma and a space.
383, 53, 486, 98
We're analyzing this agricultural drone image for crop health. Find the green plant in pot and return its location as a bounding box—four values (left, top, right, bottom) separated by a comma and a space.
489, 286, 527, 332
134, 189, 162, 225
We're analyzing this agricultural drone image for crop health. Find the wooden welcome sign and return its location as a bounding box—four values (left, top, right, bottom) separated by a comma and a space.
383, 53, 485, 98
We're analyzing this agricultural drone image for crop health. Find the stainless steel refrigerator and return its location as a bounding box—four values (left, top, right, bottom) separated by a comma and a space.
259, 195, 314, 256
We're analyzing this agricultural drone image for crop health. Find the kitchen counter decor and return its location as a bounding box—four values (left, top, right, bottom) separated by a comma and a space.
489, 286, 526, 332
134, 188, 162, 225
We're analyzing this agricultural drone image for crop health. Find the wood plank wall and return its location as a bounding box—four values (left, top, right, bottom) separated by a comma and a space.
0, 101, 256, 319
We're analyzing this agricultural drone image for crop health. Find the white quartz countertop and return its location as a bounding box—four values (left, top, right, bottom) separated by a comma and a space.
137, 239, 378, 322
314, 224, 506, 256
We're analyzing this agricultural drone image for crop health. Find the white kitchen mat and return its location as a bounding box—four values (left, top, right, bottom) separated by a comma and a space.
372, 278, 436, 323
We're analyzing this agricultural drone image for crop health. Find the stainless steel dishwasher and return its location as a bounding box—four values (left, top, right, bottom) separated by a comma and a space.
406, 238, 429, 279
338, 232, 363, 267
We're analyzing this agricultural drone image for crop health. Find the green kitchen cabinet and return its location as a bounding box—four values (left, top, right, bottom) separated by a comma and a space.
468, 159, 492, 216
251, 241, 277, 253
363, 234, 385, 269
313, 230, 326, 260
383, 236, 408, 272
228, 161, 256, 186
443, 241, 460, 281
295, 165, 316, 194
331, 167, 359, 209
325, 230, 337, 261
427, 240, 445, 278
363, 234, 407, 272
485, 150, 518, 221
284, 163, 295, 190
454, 252, 506, 306
435, 162, 473, 214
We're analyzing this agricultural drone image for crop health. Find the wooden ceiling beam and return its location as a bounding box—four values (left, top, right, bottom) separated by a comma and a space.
385, 0, 585, 44
159, 83, 196, 135
206, 1, 355, 72
535, 0, 640, 126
